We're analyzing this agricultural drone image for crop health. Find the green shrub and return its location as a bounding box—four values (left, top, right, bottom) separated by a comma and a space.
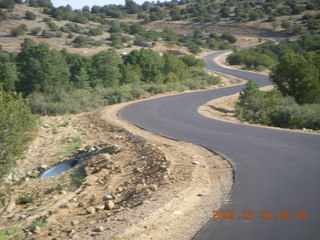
0, 0, 15, 9
41, 30, 54, 38
18, 193, 36, 204
220, 32, 237, 43
88, 27, 103, 36
55, 31, 63, 38
11, 24, 28, 37
0, 9, 8, 21
47, 21, 58, 31
30, 27, 41, 35
0, 86, 37, 180
25, 10, 36, 20
0, 227, 21, 240
42, 17, 50, 22
237, 80, 320, 130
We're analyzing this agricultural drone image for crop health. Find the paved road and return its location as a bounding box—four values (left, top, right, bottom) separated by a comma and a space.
119, 52, 320, 240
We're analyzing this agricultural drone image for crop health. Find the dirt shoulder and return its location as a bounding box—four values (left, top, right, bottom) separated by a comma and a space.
1, 89, 233, 239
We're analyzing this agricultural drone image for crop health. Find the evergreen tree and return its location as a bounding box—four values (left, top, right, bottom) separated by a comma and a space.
271, 52, 320, 104
163, 53, 190, 80
90, 49, 121, 87
124, 49, 164, 83
16, 43, 70, 95
0, 84, 37, 179
0, 62, 18, 92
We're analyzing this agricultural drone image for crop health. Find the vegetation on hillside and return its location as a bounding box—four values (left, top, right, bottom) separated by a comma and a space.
236, 32, 320, 130
33, 0, 320, 34
227, 31, 320, 71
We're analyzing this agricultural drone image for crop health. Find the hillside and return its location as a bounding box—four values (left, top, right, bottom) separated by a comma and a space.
1, 0, 318, 55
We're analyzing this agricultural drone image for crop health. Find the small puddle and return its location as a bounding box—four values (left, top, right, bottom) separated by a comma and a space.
40, 159, 80, 178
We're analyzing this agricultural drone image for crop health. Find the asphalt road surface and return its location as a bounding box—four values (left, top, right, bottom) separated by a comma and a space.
119, 52, 320, 240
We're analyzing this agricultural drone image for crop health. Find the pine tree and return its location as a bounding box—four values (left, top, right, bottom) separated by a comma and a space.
0, 62, 18, 92
90, 49, 121, 87
16, 43, 70, 96
0, 84, 37, 179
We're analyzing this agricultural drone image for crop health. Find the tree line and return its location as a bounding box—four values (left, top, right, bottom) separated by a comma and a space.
0, 39, 220, 115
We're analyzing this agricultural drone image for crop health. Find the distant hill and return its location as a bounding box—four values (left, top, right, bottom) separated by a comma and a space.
0, 0, 318, 54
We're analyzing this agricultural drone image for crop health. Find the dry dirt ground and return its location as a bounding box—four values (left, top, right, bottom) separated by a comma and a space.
0, 87, 233, 240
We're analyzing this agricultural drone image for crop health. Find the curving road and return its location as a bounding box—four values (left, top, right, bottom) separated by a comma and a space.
119, 52, 320, 240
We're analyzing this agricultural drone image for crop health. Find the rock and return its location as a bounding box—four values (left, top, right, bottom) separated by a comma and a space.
92, 226, 104, 232
77, 148, 85, 153
103, 195, 113, 201
192, 161, 200, 165
159, 165, 168, 171
52, 238, 63, 240
133, 167, 142, 173
59, 204, 69, 209
32, 226, 41, 234
77, 202, 84, 207
64, 228, 75, 234
105, 201, 115, 210
95, 205, 105, 211
71, 220, 79, 226
101, 145, 120, 154
60, 190, 67, 195
86, 206, 96, 214
43, 123, 50, 128
69, 197, 77, 202
5, 199, 16, 213
40, 164, 48, 169
117, 187, 123, 193
111, 134, 120, 139
149, 185, 158, 191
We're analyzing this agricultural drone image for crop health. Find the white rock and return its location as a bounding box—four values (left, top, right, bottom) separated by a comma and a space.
95, 205, 105, 211
86, 207, 96, 214
103, 195, 113, 201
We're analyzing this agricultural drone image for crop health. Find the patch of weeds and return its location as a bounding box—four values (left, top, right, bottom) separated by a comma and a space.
69, 167, 86, 191
0, 227, 21, 240
51, 127, 59, 134
29, 221, 47, 228
58, 133, 81, 155
58, 121, 70, 127
44, 184, 67, 194
17, 193, 36, 204
58, 142, 81, 155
